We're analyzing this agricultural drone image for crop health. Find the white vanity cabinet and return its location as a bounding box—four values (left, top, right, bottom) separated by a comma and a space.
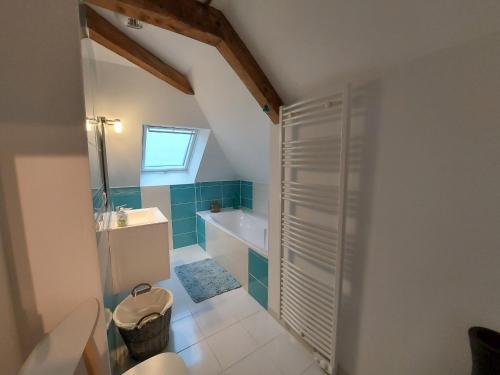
107, 207, 170, 293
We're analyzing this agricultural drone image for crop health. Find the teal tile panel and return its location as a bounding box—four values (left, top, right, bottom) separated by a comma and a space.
172, 217, 196, 235
196, 200, 211, 211
249, 274, 268, 309
111, 187, 141, 195
241, 183, 253, 200
170, 184, 195, 190
198, 233, 206, 250
196, 181, 223, 187
222, 198, 240, 208
110, 187, 141, 209
222, 184, 240, 198
222, 180, 240, 186
200, 185, 222, 201
173, 232, 197, 249
249, 249, 268, 286
241, 198, 253, 209
171, 202, 196, 220
196, 216, 205, 235
171, 187, 195, 204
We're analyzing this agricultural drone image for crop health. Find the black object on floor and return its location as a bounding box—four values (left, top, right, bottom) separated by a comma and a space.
469, 326, 500, 375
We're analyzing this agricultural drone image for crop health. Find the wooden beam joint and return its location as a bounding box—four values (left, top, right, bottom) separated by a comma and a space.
85, 4, 194, 95
85, 0, 282, 124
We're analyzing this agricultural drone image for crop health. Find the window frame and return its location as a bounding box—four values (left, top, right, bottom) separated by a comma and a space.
141, 125, 198, 173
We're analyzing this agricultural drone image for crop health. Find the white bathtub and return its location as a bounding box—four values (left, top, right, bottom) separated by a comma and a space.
197, 209, 268, 286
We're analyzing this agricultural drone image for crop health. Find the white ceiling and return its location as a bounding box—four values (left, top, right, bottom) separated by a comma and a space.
89, 0, 500, 183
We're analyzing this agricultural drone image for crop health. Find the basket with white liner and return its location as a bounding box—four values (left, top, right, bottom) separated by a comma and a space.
113, 283, 173, 361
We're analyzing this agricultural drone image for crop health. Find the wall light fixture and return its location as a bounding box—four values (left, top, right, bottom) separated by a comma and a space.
85, 116, 123, 134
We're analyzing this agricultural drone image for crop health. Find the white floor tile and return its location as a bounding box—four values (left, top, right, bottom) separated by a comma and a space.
221, 345, 282, 375
192, 301, 238, 337
157, 276, 188, 298
172, 245, 209, 266
187, 292, 222, 315
170, 294, 193, 322
178, 340, 222, 375
206, 322, 258, 369
241, 310, 285, 345
167, 244, 317, 375
223, 288, 263, 320
167, 315, 204, 353
261, 333, 314, 375
302, 363, 327, 375
155, 275, 193, 322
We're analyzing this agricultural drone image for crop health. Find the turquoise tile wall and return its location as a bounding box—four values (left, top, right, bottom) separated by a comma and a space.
172, 217, 196, 234
170, 180, 250, 249
249, 249, 268, 286
197, 216, 206, 250
171, 202, 196, 220
108, 180, 254, 250
221, 181, 241, 208
248, 248, 268, 309
171, 184, 197, 249
249, 274, 268, 309
241, 181, 253, 209
109, 187, 142, 209
173, 232, 198, 248
195, 181, 241, 211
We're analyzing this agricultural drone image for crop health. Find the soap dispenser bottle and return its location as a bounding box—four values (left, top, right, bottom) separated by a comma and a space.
116, 206, 128, 227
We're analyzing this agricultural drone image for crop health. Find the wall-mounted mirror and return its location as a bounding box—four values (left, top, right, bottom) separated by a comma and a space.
87, 120, 108, 228
82, 36, 109, 232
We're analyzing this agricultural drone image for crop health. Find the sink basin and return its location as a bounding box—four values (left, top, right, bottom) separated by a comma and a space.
107, 207, 170, 293
109, 207, 167, 229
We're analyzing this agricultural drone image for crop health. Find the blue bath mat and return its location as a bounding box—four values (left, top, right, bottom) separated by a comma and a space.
174, 258, 241, 303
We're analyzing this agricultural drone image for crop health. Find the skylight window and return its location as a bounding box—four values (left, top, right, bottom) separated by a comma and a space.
142, 125, 197, 172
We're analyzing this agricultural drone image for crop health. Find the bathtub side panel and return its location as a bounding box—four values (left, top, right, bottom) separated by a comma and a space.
205, 222, 248, 288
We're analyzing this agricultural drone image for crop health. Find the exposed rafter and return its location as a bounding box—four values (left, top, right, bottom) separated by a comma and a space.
85, 5, 194, 95
84, 0, 282, 124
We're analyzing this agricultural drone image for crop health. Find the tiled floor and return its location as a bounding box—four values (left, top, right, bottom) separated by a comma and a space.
113, 244, 324, 375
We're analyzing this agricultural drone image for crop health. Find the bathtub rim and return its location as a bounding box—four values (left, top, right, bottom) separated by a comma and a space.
197, 209, 268, 258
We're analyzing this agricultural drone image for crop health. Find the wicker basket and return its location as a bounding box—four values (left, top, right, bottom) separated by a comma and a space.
113, 283, 173, 361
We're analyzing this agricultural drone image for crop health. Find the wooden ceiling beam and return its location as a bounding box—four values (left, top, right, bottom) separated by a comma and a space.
84, 0, 282, 124
85, 5, 194, 95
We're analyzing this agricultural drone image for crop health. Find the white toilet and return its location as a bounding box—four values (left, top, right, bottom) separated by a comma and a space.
123, 352, 188, 375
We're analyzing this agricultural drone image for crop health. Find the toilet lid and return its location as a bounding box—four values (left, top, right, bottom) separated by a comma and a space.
123, 353, 188, 375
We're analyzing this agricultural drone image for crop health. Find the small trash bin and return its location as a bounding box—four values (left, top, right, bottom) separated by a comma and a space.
113, 283, 173, 361
469, 326, 500, 375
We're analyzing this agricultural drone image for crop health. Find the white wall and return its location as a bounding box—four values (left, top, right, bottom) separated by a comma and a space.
267, 32, 500, 375
331, 34, 500, 375
252, 182, 269, 217
0, 1, 109, 373
141, 186, 174, 250
87, 54, 237, 187
189, 47, 273, 184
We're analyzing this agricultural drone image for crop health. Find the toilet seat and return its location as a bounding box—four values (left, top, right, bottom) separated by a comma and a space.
123, 353, 188, 375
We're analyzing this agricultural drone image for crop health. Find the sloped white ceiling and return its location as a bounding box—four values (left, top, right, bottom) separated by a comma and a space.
91, 7, 272, 183
220, 0, 500, 103
89, 1, 500, 183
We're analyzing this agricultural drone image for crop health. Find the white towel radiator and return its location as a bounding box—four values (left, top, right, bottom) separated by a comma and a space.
279, 87, 351, 374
